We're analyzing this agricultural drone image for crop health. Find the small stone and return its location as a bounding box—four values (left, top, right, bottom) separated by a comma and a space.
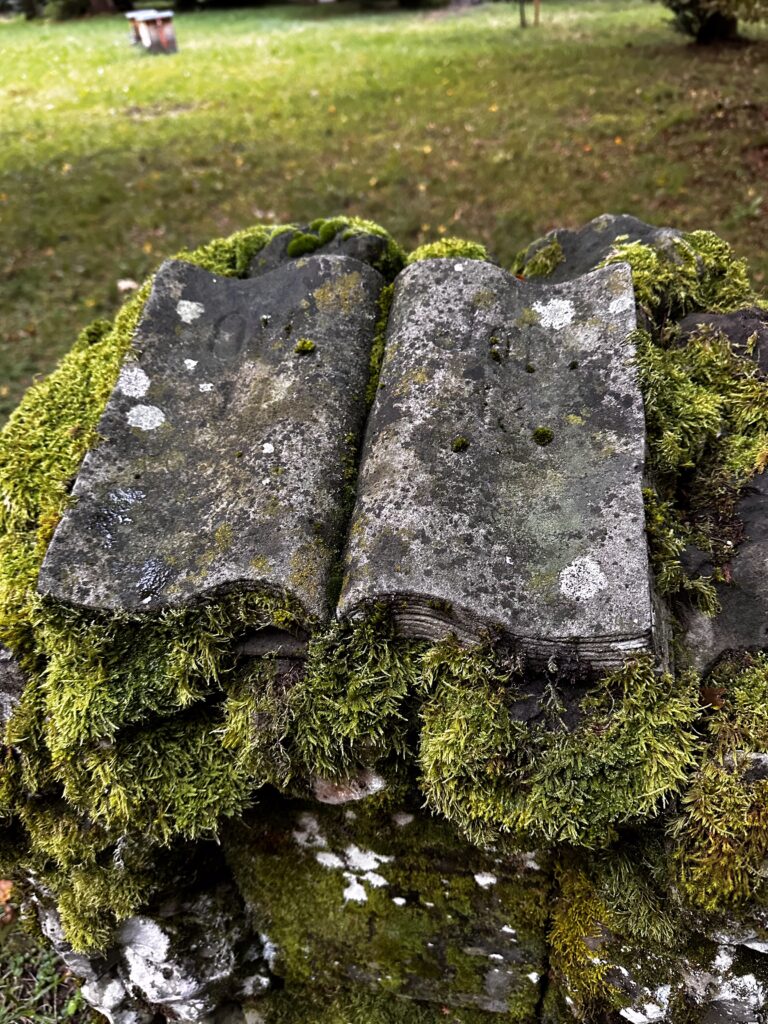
0, 645, 26, 728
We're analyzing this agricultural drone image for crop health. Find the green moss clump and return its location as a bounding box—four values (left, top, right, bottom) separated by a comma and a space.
419, 646, 700, 848
600, 230, 762, 324
405, 238, 488, 265
225, 798, 547, 1018
531, 426, 554, 446
548, 846, 679, 1018
294, 337, 316, 354
450, 436, 470, 452
290, 216, 406, 281
671, 652, 768, 911
511, 238, 565, 279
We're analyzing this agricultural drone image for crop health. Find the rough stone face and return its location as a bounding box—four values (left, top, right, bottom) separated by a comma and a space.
38, 255, 383, 624
224, 799, 548, 1018
339, 258, 656, 669
247, 226, 394, 279
682, 473, 768, 673
36, 879, 271, 1024
0, 644, 25, 728
519, 213, 682, 284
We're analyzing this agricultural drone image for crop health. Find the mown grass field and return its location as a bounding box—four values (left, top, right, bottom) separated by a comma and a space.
1, 0, 767, 422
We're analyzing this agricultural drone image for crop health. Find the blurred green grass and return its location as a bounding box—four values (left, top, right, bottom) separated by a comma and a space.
0, 0, 766, 421
0, 915, 97, 1024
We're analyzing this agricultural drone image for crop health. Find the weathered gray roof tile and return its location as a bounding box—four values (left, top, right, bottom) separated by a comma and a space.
38, 255, 384, 624
339, 258, 656, 669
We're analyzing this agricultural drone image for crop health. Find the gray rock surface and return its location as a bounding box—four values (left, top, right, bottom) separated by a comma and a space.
681, 473, 768, 673
247, 225, 396, 279
38, 255, 383, 624
520, 213, 681, 284
36, 879, 271, 1024
0, 644, 25, 728
339, 258, 656, 670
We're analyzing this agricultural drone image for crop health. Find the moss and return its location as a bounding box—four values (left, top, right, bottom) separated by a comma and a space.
548, 847, 680, 1018
419, 645, 700, 848
309, 215, 406, 281
600, 230, 762, 324
256, 987, 502, 1024
405, 238, 488, 265
450, 436, 470, 453
224, 797, 547, 1017
511, 238, 565, 279
532, 426, 554, 446
670, 652, 768, 911
313, 270, 363, 318
294, 337, 316, 354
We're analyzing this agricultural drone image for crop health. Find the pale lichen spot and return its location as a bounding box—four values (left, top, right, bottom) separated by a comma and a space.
344, 845, 393, 872
315, 851, 344, 870
117, 365, 151, 399
392, 896, 407, 907
183, 358, 198, 371
198, 383, 214, 393
392, 811, 414, 827
176, 299, 205, 323
532, 297, 576, 330
474, 872, 497, 888
126, 405, 166, 431
362, 871, 388, 888
262, 442, 275, 454
559, 556, 608, 600
342, 873, 367, 904
527, 972, 541, 984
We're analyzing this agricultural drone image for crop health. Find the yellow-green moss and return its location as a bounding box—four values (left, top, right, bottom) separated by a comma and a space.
284, 216, 405, 281
511, 239, 565, 279
419, 646, 700, 848
405, 238, 488, 265
671, 652, 768, 911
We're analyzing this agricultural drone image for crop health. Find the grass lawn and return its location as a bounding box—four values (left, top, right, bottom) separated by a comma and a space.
0, 0, 767, 421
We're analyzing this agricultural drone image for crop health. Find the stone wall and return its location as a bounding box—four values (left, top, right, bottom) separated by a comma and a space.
1, 214, 768, 1023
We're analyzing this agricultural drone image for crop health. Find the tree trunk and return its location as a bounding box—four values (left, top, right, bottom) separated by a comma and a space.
519, 0, 527, 27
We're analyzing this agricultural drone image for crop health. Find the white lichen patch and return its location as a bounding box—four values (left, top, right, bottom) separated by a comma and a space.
532, 297, 576, 330
316, 851, 345, 870
527, 972, 541, 984
392, 897, 407, 907
292, 813, 326, 849
183, 358, 198, 371
198, 383, 214, 393
559, 556, 609, 600
262, 442, 275, 454
176, 299, 205, 323
392, 811, 415, 827
117, 364, 151, 399
342, 873, 368, 904
362, 871, 388, 888
126, 404, 166, 431
474, 872, 497, 888
344, 845, 393, 873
